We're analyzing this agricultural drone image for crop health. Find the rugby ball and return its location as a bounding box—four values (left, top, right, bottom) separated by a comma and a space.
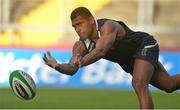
9, 70, 36, 100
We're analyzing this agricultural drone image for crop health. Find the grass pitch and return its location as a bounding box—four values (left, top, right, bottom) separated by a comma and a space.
0, 88, 180, 109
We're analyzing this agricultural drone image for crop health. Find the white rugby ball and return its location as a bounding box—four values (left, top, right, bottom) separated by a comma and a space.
9, 70, 36, 100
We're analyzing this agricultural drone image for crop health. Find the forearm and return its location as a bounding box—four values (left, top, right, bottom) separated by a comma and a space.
54, 63, 78, 76
81, 49, 105, 67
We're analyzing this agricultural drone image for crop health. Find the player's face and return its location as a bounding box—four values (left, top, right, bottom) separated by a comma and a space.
72, 16, 94, 40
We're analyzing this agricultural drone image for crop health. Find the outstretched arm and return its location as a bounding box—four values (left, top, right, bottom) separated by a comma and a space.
43, 41, 87, 76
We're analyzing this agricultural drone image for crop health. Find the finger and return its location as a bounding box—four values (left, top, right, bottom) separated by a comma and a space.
47, 51, 52, 58
76, 54, 81, 60
77, 56, 82, 63
44, 53, 48, 59
73, 54, 78, 64
77, 53, 81, 57
43, 54, 48, 62
73, 59, 77, 65
78, 62, 82, 68
43, 57, 47, 62
77, 57, 80, 63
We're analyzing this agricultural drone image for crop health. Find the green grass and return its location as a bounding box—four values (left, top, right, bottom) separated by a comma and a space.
0, 88, 180, 109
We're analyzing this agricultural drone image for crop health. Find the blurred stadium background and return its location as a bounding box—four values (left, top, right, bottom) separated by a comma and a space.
0, 0, 180, 109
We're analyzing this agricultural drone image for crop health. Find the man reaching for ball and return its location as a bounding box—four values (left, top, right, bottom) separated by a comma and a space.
43, 7, 180, 109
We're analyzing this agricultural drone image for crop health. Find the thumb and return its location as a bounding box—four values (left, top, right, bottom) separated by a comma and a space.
77, 53, 82, 58
77, 54, 82, 61
77, 53, 80, 57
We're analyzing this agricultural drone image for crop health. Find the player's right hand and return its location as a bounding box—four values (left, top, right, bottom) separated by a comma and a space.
73, 53, 82, 67
43, 51, 58, 69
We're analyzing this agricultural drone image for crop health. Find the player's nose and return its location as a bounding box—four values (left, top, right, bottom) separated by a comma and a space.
75, 26, 81, 33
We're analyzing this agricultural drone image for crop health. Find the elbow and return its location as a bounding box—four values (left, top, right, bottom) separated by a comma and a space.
68, 70, 77, 76
98, 49, 106, 58
100, 51, 106, 57
67, 68, 78, 76
62, 71, 76, 76
58, 67, 78, 76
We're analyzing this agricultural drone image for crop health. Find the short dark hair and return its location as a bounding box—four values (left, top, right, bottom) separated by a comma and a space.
70, 7, 92, 20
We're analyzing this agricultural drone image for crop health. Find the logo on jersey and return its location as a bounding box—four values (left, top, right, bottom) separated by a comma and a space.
88, 42, 95, 52
83, 38, 96, 52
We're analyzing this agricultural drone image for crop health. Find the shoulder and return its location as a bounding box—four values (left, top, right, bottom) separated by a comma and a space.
100, 19, 119, 33
100, 19, 126, 37
103, 19, 123, 28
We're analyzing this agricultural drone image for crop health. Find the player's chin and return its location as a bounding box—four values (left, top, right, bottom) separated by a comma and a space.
80, 36, 88, 40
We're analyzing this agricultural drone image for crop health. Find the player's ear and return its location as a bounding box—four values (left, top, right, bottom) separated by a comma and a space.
89, 16, 95, 24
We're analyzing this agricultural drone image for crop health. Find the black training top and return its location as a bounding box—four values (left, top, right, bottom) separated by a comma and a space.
82, 18, 157, 73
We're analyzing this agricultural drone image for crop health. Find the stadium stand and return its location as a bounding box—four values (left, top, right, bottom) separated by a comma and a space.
95, 0, 180, 49
0, 0, 110, 48
0, 0, 180, 48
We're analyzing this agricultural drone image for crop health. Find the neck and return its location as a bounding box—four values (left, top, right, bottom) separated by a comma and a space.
89, 21, 99, 40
